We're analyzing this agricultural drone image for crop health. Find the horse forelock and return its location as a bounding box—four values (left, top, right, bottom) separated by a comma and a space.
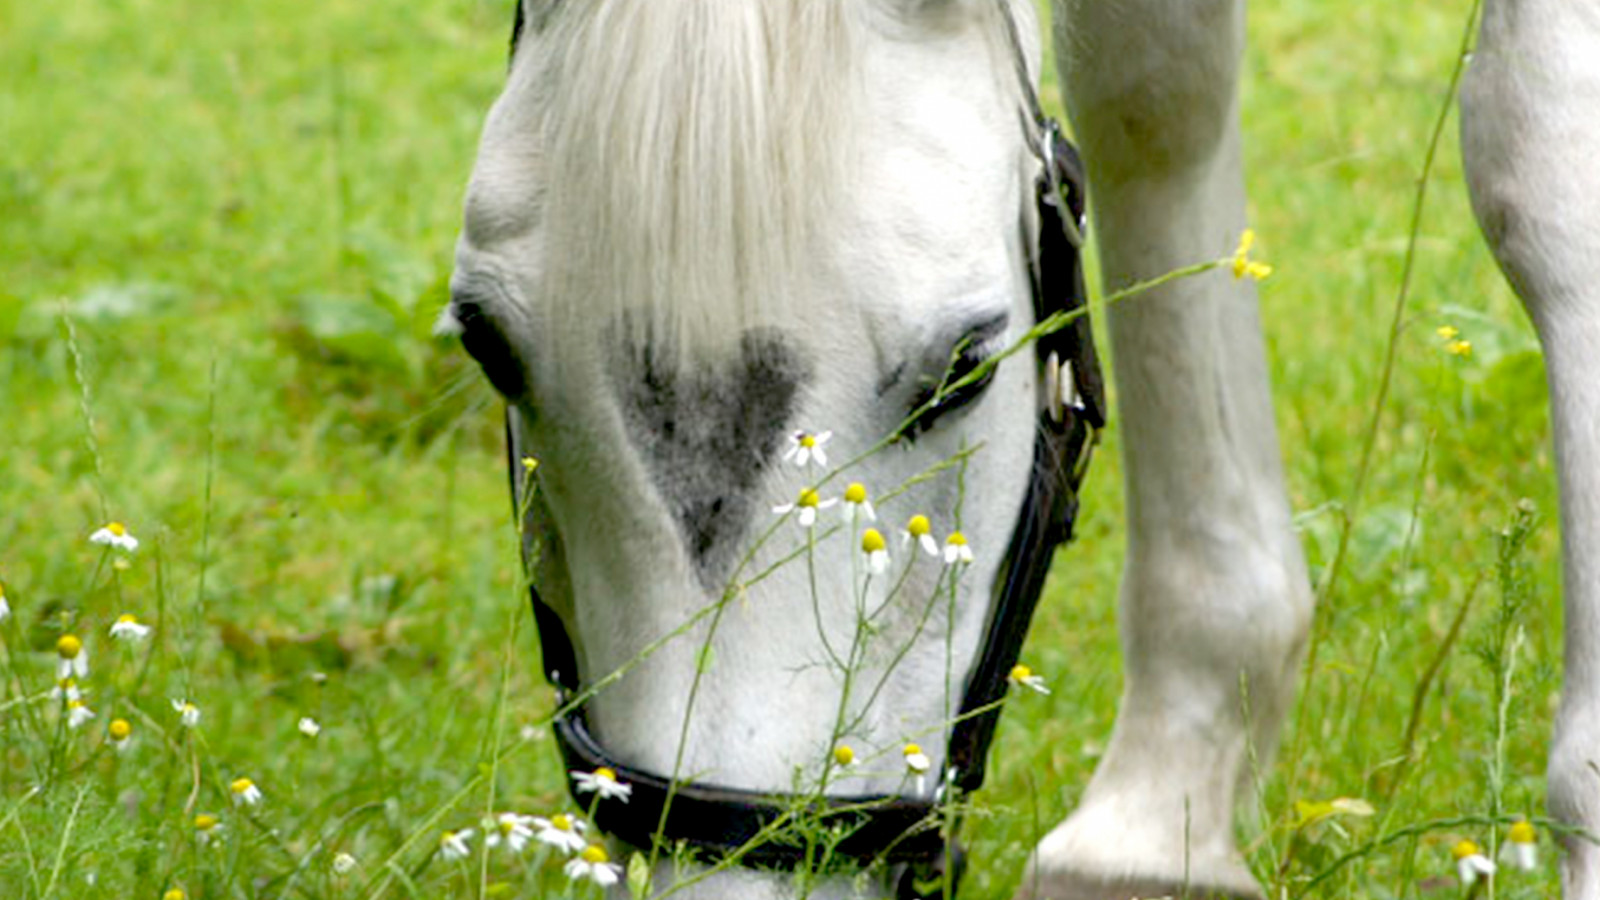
526, 0, 862, 366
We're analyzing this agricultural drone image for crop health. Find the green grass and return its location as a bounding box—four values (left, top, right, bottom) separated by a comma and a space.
0, 0, 1565, 896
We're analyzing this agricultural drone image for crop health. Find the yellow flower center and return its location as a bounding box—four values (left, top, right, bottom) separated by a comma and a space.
1509, 821, 1536, 844
499, 819, 516, 835
797, 489, 820, 509
581, 844, 610, 864
907, 515, 930, 538
117, 613, 138, 625
57, 635, 82, 659
844, 483, 867, 504
800, 434, 816, 448
833, 745, 855, 766
903, 743, 922, 757
551, 814, 574, 832
107, 522, 127, 537
595, 767, 617, 783
861, 529, 886, 554
946, 531, 967, 547
195, 814, 218, 830
1010, 664, 1033, 682
230, 777, 255, 795
164, 890, 186, 900
1452, 839, 1482, 860
67, 699, 85, 711
440, 830, 457, 846
109, 719, 132, 740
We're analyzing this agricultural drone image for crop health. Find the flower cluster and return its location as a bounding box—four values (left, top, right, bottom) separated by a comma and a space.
1436, 324, 1472, 357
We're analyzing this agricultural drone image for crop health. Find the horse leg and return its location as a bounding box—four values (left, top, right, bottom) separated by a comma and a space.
1015, 1, 1314, 897
1462, 4, 1600, 894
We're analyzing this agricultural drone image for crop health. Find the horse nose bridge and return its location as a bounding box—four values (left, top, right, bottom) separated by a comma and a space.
609, 331, 814, 588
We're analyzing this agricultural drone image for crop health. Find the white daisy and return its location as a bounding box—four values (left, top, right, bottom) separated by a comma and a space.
1008, 664, 1050, 695
194, 814, 222, 847
66, 699, 96, 729
901, 515, 939, 557
572, 766, 633, 803
1504, 821, 1538, 871
1453, 839, 1496, 886
109, 614, 151, 641
783, 430, 833, 469
172, 698, 202, 728
903, 743, 931, 794
89, 522, 139, 552
564, 844, 623, 887
941, 531, 974, 566
50, 678, 83, 702
298, 717, 321, 738
842, 482, 877, 522
772, 488, 837, 528
438, 828, 474, 861
485, 812, 536, 853
860, 529, 889, 575
229, 777, 262, 806
56, 635, 88, 680
532, 813, 589, 854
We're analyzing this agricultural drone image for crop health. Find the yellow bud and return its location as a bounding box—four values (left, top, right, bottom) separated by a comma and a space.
56, 635, 82, 659
1436, 325, 1460, 341
833, 745, 855, 766
580, 844, 610, 864
520, 456, 539, 472
194, 814, 218, 830
861, 529, 886, 554
164, 890, 186, 900
109, 718, 132, 740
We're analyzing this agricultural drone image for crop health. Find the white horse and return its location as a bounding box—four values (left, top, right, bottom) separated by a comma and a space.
446, 1, 1600, 897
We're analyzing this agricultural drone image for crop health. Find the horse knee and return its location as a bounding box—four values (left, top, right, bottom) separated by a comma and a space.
1548, 709, 1600, 882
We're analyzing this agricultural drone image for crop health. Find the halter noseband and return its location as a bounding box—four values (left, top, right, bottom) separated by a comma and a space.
501, 3, 1104, 897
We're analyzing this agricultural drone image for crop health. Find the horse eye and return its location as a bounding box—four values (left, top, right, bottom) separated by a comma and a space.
898, 323, 1007, 441
450, 291, 529, 400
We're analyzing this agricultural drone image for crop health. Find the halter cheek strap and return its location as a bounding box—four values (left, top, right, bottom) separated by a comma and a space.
497, 3, 1105, 897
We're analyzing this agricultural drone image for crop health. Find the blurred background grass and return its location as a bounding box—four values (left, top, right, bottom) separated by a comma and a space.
0, 0, 1560, 896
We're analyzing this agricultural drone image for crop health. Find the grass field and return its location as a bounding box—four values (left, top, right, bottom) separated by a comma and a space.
0, 0, 1565, 897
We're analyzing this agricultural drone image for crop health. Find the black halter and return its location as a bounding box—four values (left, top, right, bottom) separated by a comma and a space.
499, 4, 1104, 897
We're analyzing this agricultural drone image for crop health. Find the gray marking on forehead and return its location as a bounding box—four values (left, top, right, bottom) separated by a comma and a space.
612, 330, 812, 589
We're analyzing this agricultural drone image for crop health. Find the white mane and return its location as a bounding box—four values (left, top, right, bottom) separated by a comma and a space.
526, 0, 863, 361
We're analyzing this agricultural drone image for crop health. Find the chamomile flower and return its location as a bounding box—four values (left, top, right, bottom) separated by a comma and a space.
860, 528, 890, 575
194, 814, 222, 847
89, 522, 139, 552
332, 852, 358, 875
942, 531, 974, 566
1453, 839, 1496, 886
229, 777, 262, 806
0, 582, 10, 622
902, 515, 938, 557
1008, 663, 1050, 695
1504, 820, 1538, 871
172, 698, 201, 728
784, 430, 832, 469
532, 813, 588, 854
903, 743, 931, 793
485, 812, 537, 853
572, 766, 633, 802
773, 488, 836, 528
298, 717, 321, 738
564, 844, 622, 887
163, 889, 187, 900
1230, 229, 1273, 281
438, 828, 474, 861
108, 717, 132, 751
65, 698, 95, 729
833, 745, 856, 767
842, 482, 876, 522
109, 613, 151, 641
50, 678, 82, 702
56, 635, 88, 680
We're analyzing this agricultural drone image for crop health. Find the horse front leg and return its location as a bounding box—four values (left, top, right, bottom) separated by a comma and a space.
1015, 1, 1314, 898
1463, 3, 1600, 894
